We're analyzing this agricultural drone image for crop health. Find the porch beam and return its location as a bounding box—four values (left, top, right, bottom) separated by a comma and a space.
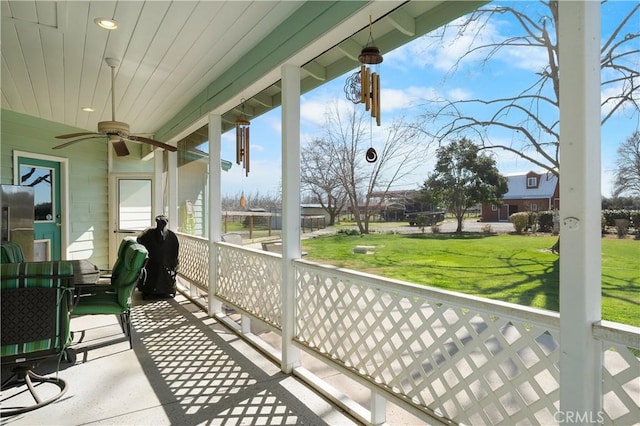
281, 63, 302, 373
208, 113, 223, 314
558, 0, 602, 420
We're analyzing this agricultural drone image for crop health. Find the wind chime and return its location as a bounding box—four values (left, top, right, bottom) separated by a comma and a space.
236, 99, 250, 208
344, 15, 382, 163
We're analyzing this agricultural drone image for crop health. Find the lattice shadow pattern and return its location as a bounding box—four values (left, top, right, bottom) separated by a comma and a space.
130, 300, 321, 425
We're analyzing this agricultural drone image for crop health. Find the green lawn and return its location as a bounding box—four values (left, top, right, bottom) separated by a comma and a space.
302, 233, 640, 326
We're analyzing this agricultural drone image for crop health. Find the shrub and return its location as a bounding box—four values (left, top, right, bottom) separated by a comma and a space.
510, 212, 529, 234
337, 228, 360, 236
481, 224, 493, 234
431, 225, 441, 234
537, 211, 554, 233
630, 211, 640, 230
527, 211, 538, 232
614, 219, 630, 238
602, 209, 631, 227
415, 215, 429, 233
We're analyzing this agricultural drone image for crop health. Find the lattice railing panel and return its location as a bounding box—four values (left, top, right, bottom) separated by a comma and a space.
175, 239, 638, 425
176, 233, 209, 290
295, 262, 562, 425
217, 244, 282, 329
595, 323, 640, 425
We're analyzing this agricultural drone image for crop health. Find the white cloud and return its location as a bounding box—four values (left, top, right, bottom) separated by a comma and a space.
388, 12, 551, 77
601, 83, 639, 119
500, 44, 549, 71
264, 114, 281, 134
446, 87, 472, 101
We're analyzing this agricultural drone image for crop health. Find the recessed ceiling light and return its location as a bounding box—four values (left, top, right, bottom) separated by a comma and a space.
94, 18, 118, 30
81, 107, 95, 112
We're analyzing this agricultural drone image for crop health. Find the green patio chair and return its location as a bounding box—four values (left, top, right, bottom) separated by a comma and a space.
72, 242, 148, 349
0, 242, 25, 263
1, 261, 75, 416
95, 236, 139, 285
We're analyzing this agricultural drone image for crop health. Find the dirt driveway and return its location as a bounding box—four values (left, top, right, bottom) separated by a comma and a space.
303, 218, 515, 238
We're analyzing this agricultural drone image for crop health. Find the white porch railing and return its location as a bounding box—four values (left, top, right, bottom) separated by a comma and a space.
176, 233, 639, 425
217, 242, 282, 329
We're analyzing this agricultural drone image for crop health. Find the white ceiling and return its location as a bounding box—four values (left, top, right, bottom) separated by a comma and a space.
1, 1, 484, 145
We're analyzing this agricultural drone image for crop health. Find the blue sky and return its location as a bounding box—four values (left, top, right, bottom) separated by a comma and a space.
218, 1, 639, 199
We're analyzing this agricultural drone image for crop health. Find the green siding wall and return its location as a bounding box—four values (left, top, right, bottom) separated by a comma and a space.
1, 109, 109, 266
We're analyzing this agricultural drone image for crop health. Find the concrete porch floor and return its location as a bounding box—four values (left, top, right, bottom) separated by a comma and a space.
1, 292, 358, 425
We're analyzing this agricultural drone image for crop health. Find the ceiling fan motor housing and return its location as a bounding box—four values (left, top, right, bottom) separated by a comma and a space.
98, 120, 130, 136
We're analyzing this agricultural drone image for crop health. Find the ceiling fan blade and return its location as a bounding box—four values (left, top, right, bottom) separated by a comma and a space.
55, 132, 100, 139
127, 135, 177, 152
111, 138, 130, 156
53, 135, 106, 150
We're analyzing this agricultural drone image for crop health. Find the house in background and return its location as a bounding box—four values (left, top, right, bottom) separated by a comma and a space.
482, 171, 559, 221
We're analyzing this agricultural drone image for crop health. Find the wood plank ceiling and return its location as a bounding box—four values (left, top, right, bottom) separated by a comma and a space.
1, 1, 484, 149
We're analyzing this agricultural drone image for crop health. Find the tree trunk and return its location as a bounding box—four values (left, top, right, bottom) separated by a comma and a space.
550, 237, 560, 254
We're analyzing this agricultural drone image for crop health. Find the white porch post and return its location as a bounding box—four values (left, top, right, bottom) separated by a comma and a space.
558, 1, 602, 421
153, 152, 163, 217
208, 113, 223, 315
281, 63, 302, 373
168, 151, 178, 222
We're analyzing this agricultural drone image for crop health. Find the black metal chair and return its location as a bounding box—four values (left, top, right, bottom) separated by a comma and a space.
1, 261, 75, 416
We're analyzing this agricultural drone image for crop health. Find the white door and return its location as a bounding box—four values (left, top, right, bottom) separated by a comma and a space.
110, 175, 153, 265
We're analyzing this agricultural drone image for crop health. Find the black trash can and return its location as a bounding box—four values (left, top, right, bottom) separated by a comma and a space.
137, 215, 179, 298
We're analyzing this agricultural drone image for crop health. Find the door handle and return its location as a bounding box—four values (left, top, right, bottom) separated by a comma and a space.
55, 222, 61, 227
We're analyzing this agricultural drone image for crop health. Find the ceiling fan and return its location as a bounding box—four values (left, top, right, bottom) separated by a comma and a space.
53, 57, 177, 157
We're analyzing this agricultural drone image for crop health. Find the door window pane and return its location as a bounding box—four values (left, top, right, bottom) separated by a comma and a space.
20, 165, 54, 221
118, 179, 152, 230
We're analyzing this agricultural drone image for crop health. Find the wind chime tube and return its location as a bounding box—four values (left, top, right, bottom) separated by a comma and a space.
360, 64, 366, 104
236, 123, 242, 165
364, 66, 371, 111
244, 126, 250, 176
371, 72, 377, 119
375, 73, 381, 126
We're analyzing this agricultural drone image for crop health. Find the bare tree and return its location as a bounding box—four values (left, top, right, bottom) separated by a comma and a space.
613, 130, 640, 197
301, 137, 347, 225
314, 102, 424, 233
418, 1, 639, 178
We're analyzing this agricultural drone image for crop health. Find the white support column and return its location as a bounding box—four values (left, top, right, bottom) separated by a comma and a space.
558, 1, 602, 421
168, 150, 178, 223
209, 113, 223, 315
153, 151, 163, 217
370, 390, 386, 425
281, 63, 301, 373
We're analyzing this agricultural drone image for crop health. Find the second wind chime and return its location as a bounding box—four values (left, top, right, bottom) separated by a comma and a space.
236, 99, 250, 208
344, 15, 382, 163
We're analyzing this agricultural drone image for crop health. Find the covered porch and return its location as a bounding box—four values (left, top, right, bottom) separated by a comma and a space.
1, 1, 638, 424
6, 238, 638, 425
